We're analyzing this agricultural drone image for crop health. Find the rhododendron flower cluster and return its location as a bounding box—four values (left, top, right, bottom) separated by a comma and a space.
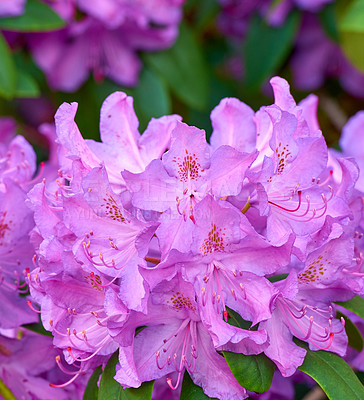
2, 76, 364, 399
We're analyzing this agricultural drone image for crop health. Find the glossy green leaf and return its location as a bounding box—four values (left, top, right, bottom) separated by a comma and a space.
0, 378, 16, 400
0, 0, 65, 32
133, 68, 171, 131
297, 341, 364, 400
0, 33, 16, 99
223, 307, 274, 392
180, 371, 217, 400
225, 307, 256, 330
98, 351, 154, 400
336, 310, 364, 352
243, 11, 300, 90
223, 351, 275, 393
83, 366, 102, 400
15, 70, 40, 98
336, 295, 364, 319
98, 352, 119, 400
144, 23, 209, 110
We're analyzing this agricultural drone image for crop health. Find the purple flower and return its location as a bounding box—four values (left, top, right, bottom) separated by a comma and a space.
145, 196, 291, 349
77, 0, 184, 30
29, 0, 184, 91
340, 111, 364, 192
62, 166, 158, 311
114, 274, 247, 399
291, 15, 364, 99
0, 125, 40, 328
0, 183, 38, 329
123, 121, 257, 255
29, 263, 126, 371
0, 0, 25, 17
211, 78, 352, 256
54, 92, 181, 189
260, 237, 352, 376
0, 329, 82, 399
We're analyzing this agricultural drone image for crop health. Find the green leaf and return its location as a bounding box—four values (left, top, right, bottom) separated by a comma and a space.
268, 274, 288, 283
180, 370, 217, 400
337, 0, 364, 71
0, 0, 65, 32
297, 341, 364, 400
84, 365, 102, 400
0, 378, 16, 400
15, 70, 40, 98
223, 351, 275, 393
98, 352, 119, 400
223, 307, 275, 392
336, 295, 364, 319
243, 11, 300, 90
339, 0, 364, 32
144, 23, 209, 110
98, 351, 154, 400
133, 68, 171, 131
336, 310, 364, 352
340, 31, 364, 72
193, 0, 219, 32
319, 2, 340, 42
22, 321, 53, 337
225, 307, 256, 331
0, 33, 16, 99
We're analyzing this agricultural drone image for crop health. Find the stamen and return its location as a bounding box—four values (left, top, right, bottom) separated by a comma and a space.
50, 372, 82, 388
269, 191, 302, 212
27, 161, 45, 185
67, 341, 108, 362
144, 256, 161, 265
26, 300, 41, 313
55, 355, 80, 375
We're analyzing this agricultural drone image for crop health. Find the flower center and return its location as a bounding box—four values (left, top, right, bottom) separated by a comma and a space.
174, 149, 201, 182
201, 224, 227, 255
101, 195, 125, 223
298, 252, 330, 284
167, 291, 197, 312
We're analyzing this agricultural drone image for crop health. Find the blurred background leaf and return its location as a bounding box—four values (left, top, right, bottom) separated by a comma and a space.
0, 33, 16, 99
144, 23, 209, 111
0, 0, 65, 32
338, 0, 364, 72
243, 11, 301, 91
